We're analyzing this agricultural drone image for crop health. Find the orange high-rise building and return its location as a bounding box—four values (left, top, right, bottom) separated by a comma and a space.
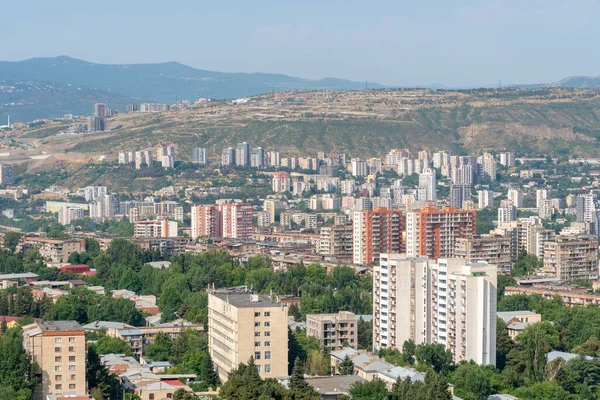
406, 206, 476, 259
353, 208, 402, 265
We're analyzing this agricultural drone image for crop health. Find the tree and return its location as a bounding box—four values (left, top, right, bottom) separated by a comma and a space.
450, 363, 492, 400
92, 334, 133, 357
496, 318, 514, 371
219, 357, 287, 400
423, 370, 452, 400
402, 340, 416, 365
511, 381, 571, 400
144, 332, 172, 361
518, 322, 558, 383
338, 355, 354, 375
87, 346, 121, 399
348, 378, 389, 400
1, 232, 20, 253
289, 357, 321, 399
289, 303, 302, 321
0, 328, 38, 395
305, 350, 330, 376
173, 388, 199, 400
199, 352, 220, 390
572, 336, 600, 357
415, 343, 453, 373
357, 317, 373, 350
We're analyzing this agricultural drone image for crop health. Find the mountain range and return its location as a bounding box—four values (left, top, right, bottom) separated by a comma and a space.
0, 56, 599, 122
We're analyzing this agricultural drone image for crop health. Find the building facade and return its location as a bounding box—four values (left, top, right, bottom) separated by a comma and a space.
221, 203, 253, 239
373, 255, 497, 365
207, 289, 288, 382
306, 311, 358, 351
353, 208, 402, 265
543, 234, 599, 280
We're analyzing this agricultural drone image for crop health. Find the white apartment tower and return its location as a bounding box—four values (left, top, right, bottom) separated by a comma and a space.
497, 200, 517, 227
418, 168, 437, 203
478, 190, 495, 209
507, 189, 523, 208
373, 254, 497, 365
192, 148, 208, 165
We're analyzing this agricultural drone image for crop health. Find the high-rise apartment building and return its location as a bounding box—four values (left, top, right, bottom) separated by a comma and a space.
191, 205, 222, 240
192, 148, 208, 165
373, 255, 497, 365
235, 142, 251, 167
351, 158, 369, 177
208, 288, 288, 382
58, 206, 84, 226
318, 224, 353, 261
22, 321, 87, 399
418, 168, 437, 203
306, 311, 358, 351
0, 163, 14, 186
538, 199, 554, 219
406, 206, 476, 259
272, 171, 291, 193
543, 234, 599, 280
222, 147, 235, 165
250, 147, 266, 168
134, 219, 178, 238
478, 190, 495, 209
576, 194, 598, 234
455, 234, 514, 275
83, 186, 107, 202
221, 203, 253, 239
352, 208, 402, 265
499, 152, 515, 167
134, 150, 153, 169
449, 184, 471, 209
479, 153, 497, 181
536, 189, 551, 209
497, 200, 517, 228
507, 189, 523, 208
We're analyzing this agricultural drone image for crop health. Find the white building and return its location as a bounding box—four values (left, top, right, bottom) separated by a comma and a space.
536, 189, 551, 209
507, 189, 523, 208
499, 152, 515, 167
192, 148, 208, 165
497, 200, 517, 227
478, 190, 495, 209
373, 255, 497, 365
417, 168, 437, 203
58, 206, 84, 226
351, 158, 369, 177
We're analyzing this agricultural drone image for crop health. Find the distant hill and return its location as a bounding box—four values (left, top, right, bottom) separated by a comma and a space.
550, 76, 600, 89
0, 56, 385, 107
0, 80, 141, 122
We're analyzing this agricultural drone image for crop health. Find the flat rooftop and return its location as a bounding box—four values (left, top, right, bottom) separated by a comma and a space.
210, 290, 282, 308
38, 320, 82, 332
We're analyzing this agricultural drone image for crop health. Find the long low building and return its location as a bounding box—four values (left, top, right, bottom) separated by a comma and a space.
504, 285, 600, 307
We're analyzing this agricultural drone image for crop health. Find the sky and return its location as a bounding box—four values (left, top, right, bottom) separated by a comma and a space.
2, 0, 600, 87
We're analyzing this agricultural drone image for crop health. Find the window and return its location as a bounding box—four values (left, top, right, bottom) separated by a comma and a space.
256, 365, 261, 373
264, 331, 270, 337
265, 364, 271, 373
69, 347, 74, 352
69, 365, 76, 371
69, 384, 76, 390
254, 322, 261, 327
255, 341, 260, 347
255, 352, 261, 360
55, 384, 62, 390
265, 351, 271, 359
149, 395, 155, 400
254, 332, 260, 337
55, 338, 62, 343
70, 375, 76, 381
264, 311, 271, 317
55, 375, 62, 381
264, 322, 271, 327
69, 337, 76, 343
254, 312, 261, 317
55, 356, 62, 362
265, 341, 271, 347
167, 394, 173, 399
69, 356, 75, 362
55, 347, 61, 352
350, 323, 354, 328
55, 366, 62, 371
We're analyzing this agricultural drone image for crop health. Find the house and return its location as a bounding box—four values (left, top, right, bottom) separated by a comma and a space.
497, 311, 541, 339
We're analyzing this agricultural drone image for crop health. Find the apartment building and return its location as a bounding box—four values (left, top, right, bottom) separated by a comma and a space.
17, 236, 85, 264
373, 255, 497, 365
207, 288, 288, 382
190, 205, 222, 240
353, 208, 402, 265
306, 311, 358, 351
318, 225, 353, 261
221, 203, 253, 239
497, 200, 517, 228
543, 234, 599, 280
22, 321, 87, 399
58, 206, 84, 226
134, 219, 178, 238
0, 163, 14, 186
455, 234, 514, 275
272, 171, 291, 193
507, 189, 523, 208
192, 147, 208, 165
406, 206, 476, 259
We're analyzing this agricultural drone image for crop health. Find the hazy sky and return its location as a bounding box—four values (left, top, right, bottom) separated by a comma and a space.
2, 0, 599, 87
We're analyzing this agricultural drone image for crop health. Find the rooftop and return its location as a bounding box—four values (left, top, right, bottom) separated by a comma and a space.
37, 320, 82, 332
210, 289, 282, 308
82, 321, 135, 330
304, 375, 366, 394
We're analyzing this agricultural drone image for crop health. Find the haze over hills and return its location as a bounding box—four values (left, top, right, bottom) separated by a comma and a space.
1, 56, 599, 122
